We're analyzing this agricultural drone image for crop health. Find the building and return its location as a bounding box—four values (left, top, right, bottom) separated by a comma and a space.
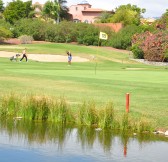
33, 2, 44, 18
68, 0, 108, 23
33, 1, 122, 32
68, 1, 123, 32
140, 18, 156, 25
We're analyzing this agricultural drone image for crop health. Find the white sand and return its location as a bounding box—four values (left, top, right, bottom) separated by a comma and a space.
0, 51, 89, 62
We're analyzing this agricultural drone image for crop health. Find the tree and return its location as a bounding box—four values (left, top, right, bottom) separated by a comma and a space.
3, 0, 33, 24
155, 9, 168, 30
42, 0, 68, 23
53, 0, 61, 23
109, 4, 146, 26
0, 0, 4, 19
0, 0, 4, 13
42, 0, 54, 21
57, 0, 69, 22
24, 0, 34, 18
95, 11, 114, 23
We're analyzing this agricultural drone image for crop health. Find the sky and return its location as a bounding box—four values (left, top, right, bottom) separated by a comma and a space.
3, 0, 168, 18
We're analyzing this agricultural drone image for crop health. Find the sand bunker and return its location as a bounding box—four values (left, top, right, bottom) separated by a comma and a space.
0, 51, 89, 62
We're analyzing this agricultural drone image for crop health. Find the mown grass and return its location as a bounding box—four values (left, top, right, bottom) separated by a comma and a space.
0, 43, 168, 130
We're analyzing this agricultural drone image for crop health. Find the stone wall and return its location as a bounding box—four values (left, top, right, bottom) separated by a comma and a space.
94, 23, 123, 32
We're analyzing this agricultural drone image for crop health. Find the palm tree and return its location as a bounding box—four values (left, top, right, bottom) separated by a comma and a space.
53, 0, 60, 23
42, 1, 53, 20
53, 0, 68, 23
43, 0, 68, 23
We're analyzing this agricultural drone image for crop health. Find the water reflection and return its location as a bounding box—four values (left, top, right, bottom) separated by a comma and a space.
0, 118, 168, 162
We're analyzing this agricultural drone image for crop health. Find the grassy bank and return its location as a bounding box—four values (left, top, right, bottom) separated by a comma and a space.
0, 93, 153, 132
0, 43, 168, 130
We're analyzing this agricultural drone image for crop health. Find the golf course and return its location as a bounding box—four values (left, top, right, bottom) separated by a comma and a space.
0, 42, 168, 130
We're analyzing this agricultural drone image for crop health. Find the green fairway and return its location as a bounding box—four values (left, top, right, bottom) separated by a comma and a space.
0, 43, 168, 129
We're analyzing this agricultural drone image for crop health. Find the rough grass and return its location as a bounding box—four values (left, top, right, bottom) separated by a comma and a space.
0, 93, 154, 132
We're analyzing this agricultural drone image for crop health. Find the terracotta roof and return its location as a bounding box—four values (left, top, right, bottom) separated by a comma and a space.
34, 2, 40, 5
33, 2, 44, 7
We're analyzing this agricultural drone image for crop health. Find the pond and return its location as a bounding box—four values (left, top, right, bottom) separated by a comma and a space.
0, 119, 168, 162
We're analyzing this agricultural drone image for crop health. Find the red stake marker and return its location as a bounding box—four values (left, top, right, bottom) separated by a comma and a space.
124, 146, 127, 157
126, 93, 130, 113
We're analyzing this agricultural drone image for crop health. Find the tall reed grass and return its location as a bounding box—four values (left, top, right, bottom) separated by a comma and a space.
0, 93, 153, 132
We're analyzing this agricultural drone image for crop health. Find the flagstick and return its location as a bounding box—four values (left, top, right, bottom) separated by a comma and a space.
95, 32, 108, 74
95, 38, 100, 75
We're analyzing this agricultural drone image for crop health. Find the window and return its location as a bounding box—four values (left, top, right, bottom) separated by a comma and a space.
84, 20, 89, 23
73, 19, 81, 23
76, 7, 78, 11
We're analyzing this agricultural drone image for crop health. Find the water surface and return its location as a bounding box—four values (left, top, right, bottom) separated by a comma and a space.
0, 119, 167, 162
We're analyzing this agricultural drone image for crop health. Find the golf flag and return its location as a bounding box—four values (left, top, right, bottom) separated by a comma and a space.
99, 32, 108, 40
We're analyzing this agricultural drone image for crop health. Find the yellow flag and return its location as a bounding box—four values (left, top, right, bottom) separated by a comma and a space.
99, 32, 108, 40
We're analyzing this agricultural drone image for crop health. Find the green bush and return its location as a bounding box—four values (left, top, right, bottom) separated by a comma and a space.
108, 25, 144, 49
76, 24, 99, 45
164, 49, 168, 62
0, 19, 12, 29
58, 21, 77, 42
13, 19, 46, 40
0, 19, 13, 40
45, 23, 58, 42
0, 27, 13, 41
131, 44, 144, 59
45, 21, 78, 43
11, 18, 112, 45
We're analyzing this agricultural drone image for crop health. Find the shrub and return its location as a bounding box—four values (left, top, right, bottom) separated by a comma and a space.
30, 19, 46, 40
45, 23, 58, 42
45, 24, 59, 42
45, 21, 78, 43
76, 23, 99, 45
131, 44, 144, 59
13, 19, 46, 40
12, 19, 113, 45
143, 31, 168, 62
164, 49, 168, 62
108, 25, 143, 49
19, 35, 33, 44
0, 27, 13, 41
58, 21, 77, 43
132, 30, 168, 62
0, 19, 12, 29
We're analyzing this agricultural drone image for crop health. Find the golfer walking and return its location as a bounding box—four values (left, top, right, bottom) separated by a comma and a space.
20, 48, 28, 62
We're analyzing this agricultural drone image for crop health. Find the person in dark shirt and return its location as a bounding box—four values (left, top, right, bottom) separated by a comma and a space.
20, 48, 28, 62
